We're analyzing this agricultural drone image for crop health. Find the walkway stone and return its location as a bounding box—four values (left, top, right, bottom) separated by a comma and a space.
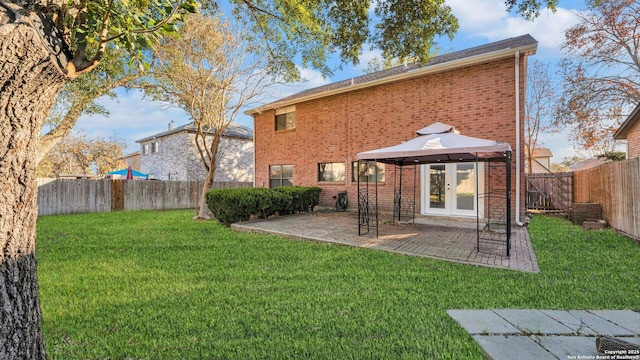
232, 211, 539, 272
448, 309, 640, 359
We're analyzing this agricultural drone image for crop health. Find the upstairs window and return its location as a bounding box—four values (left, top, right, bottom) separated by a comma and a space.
141, 144, 149, 155
275, 106, 296, 131
151, 141, 159, 153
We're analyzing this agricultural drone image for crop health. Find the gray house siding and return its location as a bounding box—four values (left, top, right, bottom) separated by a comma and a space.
138, 124, 254, 182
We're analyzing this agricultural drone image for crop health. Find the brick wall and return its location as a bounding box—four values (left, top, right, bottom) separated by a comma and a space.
627, 121, 640, 159
254, 56, 528, 217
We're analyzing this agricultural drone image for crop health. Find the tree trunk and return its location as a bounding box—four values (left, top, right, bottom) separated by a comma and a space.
197, 164, 216, 219
0, 7, 67, 360
37, 73, 141, 164
36, 98, 88, 164
196, 134, 221, 220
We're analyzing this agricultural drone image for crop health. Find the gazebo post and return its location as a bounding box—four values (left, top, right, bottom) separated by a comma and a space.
375, 162, 379, 237
357, 160, 361, 235
475, 154, 480, 252
398, 162, 403, 222
506, 151, 512, 257
413, 161, 417, 224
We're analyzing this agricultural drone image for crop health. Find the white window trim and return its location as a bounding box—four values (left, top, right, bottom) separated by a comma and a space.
275, 105, 296, 115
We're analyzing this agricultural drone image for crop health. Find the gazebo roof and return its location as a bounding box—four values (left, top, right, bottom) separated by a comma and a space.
357, 122, 512, 164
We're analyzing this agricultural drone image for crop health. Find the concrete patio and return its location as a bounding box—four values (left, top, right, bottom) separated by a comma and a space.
448, 309, 640, 359
232, 210, 539, 272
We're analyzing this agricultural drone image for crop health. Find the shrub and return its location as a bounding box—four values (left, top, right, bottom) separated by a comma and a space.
206, 186, 321, 226
273, 186, 321, 214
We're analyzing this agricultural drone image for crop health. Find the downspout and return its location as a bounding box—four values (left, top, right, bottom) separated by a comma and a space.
253, 116, 257, 187
515, 51, 524, 226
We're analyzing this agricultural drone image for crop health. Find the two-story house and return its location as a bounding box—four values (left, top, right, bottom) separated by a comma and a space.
136, 121, 254, 182
246, 35, 538, 223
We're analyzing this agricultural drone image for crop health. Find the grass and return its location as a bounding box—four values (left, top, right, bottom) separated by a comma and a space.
36, 211, 640, 359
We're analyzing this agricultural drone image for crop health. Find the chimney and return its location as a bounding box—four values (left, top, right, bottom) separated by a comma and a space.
168, 120, 175, 130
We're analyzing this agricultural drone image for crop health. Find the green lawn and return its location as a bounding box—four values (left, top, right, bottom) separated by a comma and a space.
36, 210, 640, 359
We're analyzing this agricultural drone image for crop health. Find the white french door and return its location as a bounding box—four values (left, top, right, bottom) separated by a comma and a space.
420, 163, 483, 217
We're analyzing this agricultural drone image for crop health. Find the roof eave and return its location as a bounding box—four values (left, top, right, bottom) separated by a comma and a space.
245, 43, 537, 115
135, 126, 253, 143
613, 103, 640, 139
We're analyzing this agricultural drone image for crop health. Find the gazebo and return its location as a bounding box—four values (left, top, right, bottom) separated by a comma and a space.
356, 122, 513, 256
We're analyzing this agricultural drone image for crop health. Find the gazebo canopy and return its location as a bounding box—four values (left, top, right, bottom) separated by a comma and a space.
357, 122, 511, 164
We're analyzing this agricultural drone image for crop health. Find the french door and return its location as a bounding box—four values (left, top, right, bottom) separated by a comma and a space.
420, 163, 483, 217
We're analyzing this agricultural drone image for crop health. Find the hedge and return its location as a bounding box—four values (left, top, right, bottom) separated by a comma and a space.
206, 186, 321, 226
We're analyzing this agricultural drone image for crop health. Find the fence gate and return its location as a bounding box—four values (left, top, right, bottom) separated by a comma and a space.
525, 172, 573, 216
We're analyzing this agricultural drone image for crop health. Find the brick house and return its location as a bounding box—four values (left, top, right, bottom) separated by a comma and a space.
614, 102, 640, 159
136, 121, 254, 182
120, 151, 141, 171
247, 35, 537, 222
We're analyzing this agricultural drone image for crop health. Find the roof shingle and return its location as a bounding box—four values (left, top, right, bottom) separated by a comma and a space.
247, 34, 537, 114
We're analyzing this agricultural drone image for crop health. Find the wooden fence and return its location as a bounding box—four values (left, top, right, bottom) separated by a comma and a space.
572, 158, 640, 239
525, 172, 573, 215
37, 179, 252, 216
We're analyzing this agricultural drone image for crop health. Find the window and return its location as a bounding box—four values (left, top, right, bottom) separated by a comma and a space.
318, 162, 345, 182
141, 144, 149, 155
275, 106, 296, 131
151, 141, 159, 153
269, 165, 293, 188
352, 161, 385, 183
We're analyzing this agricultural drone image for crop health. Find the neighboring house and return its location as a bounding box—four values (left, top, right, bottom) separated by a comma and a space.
136, 121, 254, 182
613, 103, 640, 159
525, 147, 553, 173
567, 157, 610, 172
121, 151, 141, 171
247, 35, 537, 221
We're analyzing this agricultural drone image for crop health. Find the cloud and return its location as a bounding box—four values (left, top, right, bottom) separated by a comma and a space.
447, 0, 585, 58
73, 90, 190, 153
356, 46, 384, 72
539, 130, 588, 162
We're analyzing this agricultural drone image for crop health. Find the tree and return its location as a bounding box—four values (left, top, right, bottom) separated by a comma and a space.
525, 60, 557, 173
225, 0, 458, 79
504, 0, 560, 19
554, 0, 640, 155
0, 2, 196, 357
37, 132, 126, 177
0, 1, 460, 357
38, 49, 143, 164
147, 14, 274, 219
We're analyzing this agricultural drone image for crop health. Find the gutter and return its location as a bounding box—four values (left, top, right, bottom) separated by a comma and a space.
515, 51, 524, 226
246, 43, 538, 115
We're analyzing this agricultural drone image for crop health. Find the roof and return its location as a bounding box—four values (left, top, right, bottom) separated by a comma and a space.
136, 122, 253, 143
531, 148, 553, 158
614, 103, 640, 139
357, 122, 512, 164
246, 34, 538, 115
567, 158, 609, 172
121, 151, 140, 159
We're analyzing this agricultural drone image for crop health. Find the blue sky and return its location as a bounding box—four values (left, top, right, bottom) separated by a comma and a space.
74, 0, 588, 162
